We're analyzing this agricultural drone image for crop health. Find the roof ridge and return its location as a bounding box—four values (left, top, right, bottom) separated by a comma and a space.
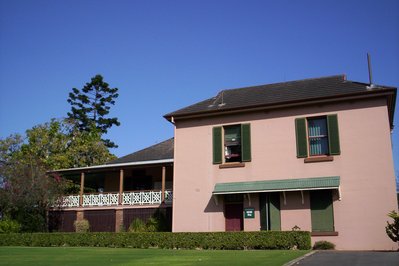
220, 74, 346, 93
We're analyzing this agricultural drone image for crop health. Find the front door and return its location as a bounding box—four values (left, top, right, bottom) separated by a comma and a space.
225, 203, 243, 231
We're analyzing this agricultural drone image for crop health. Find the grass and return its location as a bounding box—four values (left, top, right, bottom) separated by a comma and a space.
0, 247, 309, 266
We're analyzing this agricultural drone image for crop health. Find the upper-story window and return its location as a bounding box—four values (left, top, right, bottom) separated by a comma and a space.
213, 124, 251, 164
295, 114, 340, 158
224, 125, 242, 162
308, 117, 329, 156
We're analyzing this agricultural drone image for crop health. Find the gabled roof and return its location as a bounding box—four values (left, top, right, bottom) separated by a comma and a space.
106, 138, 174, 165
164, 75, 396, 128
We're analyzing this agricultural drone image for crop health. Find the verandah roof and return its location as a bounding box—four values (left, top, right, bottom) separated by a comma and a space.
212, 176, 340, 195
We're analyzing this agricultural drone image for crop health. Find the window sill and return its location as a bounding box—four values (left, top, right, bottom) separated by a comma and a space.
304, 156, 334, 163
311, 231, 339, 236
219, 163, 245, 169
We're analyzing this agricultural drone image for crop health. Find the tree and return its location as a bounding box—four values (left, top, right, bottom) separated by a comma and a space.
0, 134, 61, 232
67, 74, 120, 148
0, 119, 116, 231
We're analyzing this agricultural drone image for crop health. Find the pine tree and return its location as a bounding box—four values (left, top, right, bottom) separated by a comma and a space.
67, 75, 120, 148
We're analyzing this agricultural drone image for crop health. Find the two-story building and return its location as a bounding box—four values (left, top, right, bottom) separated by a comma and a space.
53, 74, 397, 250
164, 75, 397, 250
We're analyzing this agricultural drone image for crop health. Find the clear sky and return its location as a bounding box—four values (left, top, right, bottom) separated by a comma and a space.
0, 0, 398, 179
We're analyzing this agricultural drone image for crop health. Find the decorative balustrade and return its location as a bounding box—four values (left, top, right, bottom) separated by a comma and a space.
82, 193, 120, 207
56, 190, 173, 208
122, 190, 173, 205
58, 195, 80, 208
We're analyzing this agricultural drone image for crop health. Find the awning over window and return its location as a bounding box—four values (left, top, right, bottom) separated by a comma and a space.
212, 176, 340, 195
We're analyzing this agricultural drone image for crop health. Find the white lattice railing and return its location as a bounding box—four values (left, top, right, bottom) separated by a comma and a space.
56, 190, 173, 208
122, 190, 173, 205
59, 195, 80, 208
82, 193, 120, 207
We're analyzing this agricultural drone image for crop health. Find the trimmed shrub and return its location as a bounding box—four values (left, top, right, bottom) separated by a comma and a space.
0, 231, 311, 250
146, 217, 159, 232
313, 240, 335, 250
128, 218, 147, 232
73, 219, 90, 233
0, 218, 21, 233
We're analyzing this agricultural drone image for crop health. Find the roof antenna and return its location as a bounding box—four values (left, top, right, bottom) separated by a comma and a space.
366, 53, 376, 90
218, 91, 226, 107
208, 90, 226, 108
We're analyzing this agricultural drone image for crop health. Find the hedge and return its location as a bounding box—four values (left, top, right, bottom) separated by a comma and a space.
0, 231, 311, 250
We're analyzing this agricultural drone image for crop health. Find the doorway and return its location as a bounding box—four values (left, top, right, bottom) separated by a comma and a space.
224, 194, 243, 231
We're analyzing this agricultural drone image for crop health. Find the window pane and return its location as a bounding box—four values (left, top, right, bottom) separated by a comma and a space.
308, 118, 327, 137
309, 137, 329, 155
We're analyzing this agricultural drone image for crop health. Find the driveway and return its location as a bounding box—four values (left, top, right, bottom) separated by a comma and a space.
293, 251, 399, 266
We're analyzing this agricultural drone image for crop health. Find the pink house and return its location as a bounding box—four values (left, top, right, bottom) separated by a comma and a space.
53, 74, 397, 250
164, 75, 398, 250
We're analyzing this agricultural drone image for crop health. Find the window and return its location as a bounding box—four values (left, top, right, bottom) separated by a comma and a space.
308, 117, 329, 156
213, 124, 251, 164
295, 114, 340, 158
224, 125, 242, 162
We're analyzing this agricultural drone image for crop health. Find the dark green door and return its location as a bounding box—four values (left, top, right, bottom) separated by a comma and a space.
259, 193, 281, 231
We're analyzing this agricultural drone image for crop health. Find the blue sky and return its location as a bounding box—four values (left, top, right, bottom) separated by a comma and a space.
0, 0, 398, 178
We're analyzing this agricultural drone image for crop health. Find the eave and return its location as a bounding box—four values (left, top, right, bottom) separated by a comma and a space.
165, 88, 396, 129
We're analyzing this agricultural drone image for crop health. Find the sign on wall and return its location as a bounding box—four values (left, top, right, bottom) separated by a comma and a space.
244, 208, 255, 219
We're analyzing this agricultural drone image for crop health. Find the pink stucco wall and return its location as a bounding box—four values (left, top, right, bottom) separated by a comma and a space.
171, 97, 398, 250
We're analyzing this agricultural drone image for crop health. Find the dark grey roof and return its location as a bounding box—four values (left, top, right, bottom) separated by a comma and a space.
164, 75, 396, 126
107, 138, 174, 164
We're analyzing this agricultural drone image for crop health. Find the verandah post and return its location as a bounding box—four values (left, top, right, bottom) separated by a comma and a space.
161, 166, 166, 202
119, 169, 124, 205
79, 172, 85, 207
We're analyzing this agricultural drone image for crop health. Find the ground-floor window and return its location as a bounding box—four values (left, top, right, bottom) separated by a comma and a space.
259, 192, 281, 231
310, 190, 334, 232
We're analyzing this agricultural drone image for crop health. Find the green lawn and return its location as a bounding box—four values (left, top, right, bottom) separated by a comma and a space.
0, 247, 308, 266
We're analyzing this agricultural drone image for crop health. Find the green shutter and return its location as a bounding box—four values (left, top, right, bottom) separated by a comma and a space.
213, 127, 222, 164
310, 190, 334, 232
269, 192, 281, 231
327, 114, 340, 155
259, 193, 267, 230
241, 124, 251, 162
295, 118, 308, 158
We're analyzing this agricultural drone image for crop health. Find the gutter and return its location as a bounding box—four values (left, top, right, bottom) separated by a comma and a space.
49, 158, 174, 173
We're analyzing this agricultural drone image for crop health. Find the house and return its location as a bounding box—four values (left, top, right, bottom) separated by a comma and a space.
49, 138, 174, 232
163, 74, 397, 250
52, 74, 397, 250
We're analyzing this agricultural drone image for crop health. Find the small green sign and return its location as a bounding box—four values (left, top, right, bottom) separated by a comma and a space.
244, 208, 255, 219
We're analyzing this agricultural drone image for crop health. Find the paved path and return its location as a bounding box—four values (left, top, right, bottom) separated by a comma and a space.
294, 251, 399, 266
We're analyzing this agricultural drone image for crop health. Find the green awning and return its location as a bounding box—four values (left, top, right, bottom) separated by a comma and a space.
213, 176, 340, 195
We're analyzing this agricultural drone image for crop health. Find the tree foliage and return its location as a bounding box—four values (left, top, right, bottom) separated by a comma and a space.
67, 74, 120, 147
0, 119, 116, 232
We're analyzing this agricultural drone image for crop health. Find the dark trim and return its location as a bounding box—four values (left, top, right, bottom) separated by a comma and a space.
304, 156, 334, 163
219, 163, 245, 169
311, 231, 339, 236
